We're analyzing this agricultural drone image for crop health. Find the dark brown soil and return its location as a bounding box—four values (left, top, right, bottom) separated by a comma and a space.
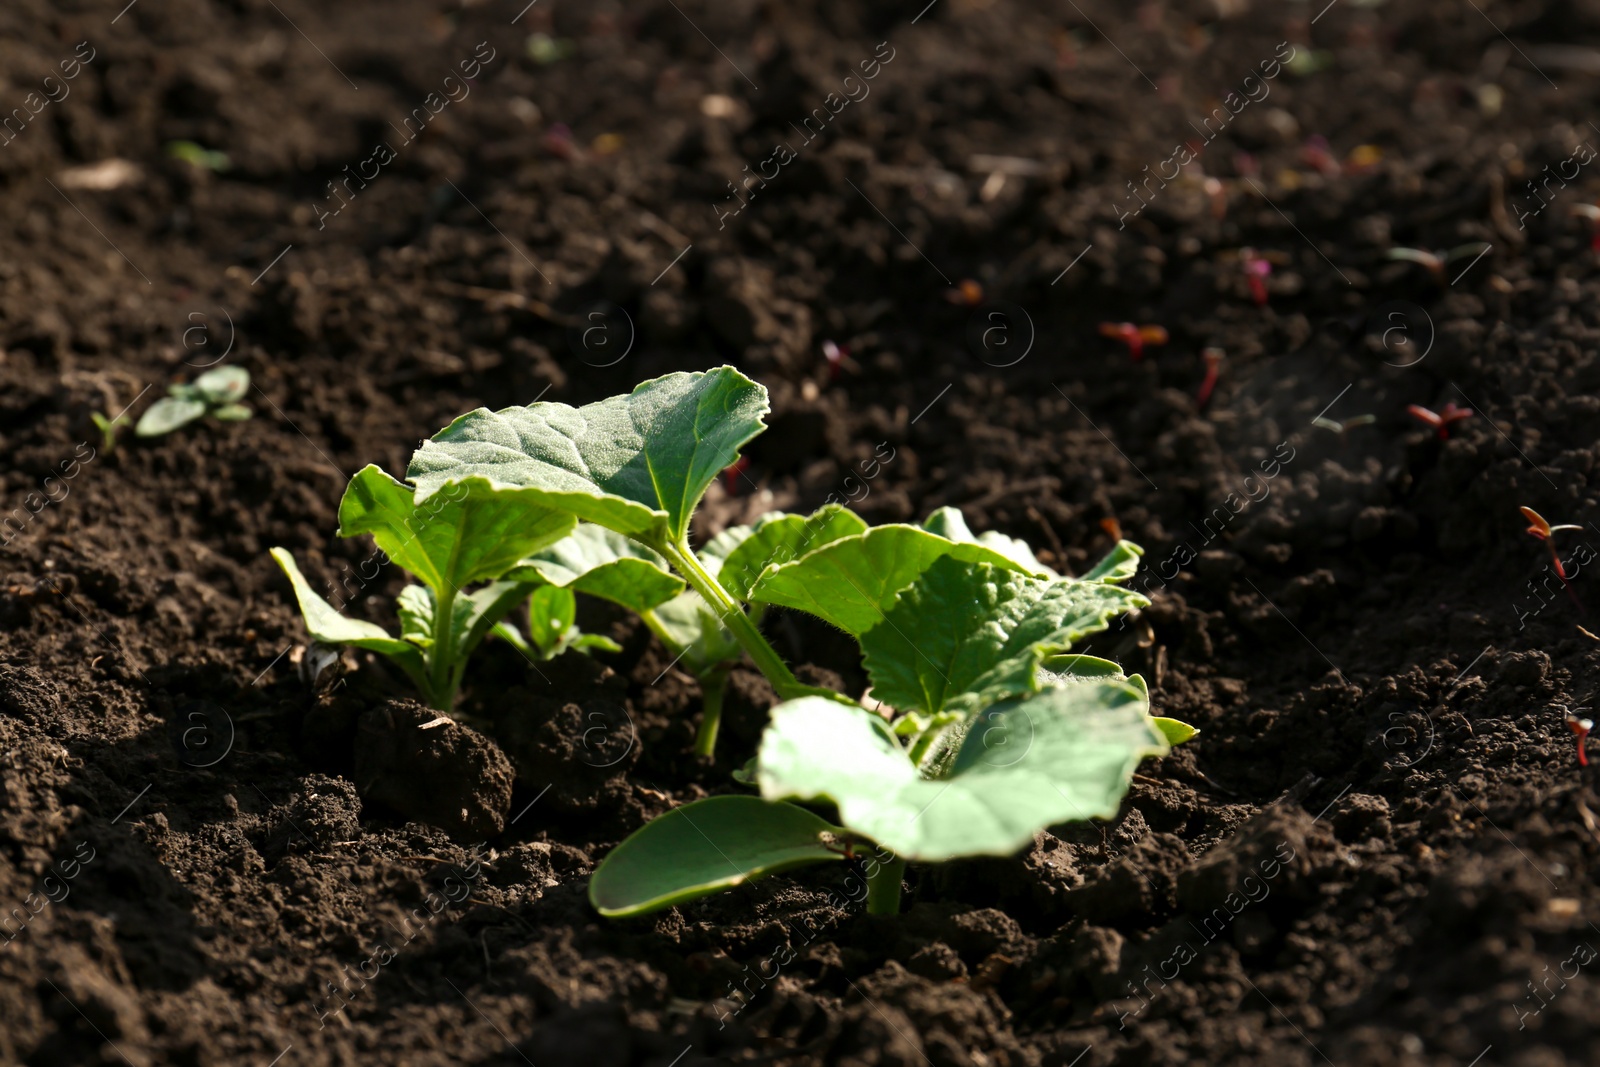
4, 0, 1600, 1064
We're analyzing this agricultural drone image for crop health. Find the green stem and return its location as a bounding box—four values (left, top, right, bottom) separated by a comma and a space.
694, 665, 732, 757
866, 855, 906, 915
659, 540, 819, 702
426, 584, 458, 711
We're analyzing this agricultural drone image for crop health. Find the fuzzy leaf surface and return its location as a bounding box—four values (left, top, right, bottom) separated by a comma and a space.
860, 556, 1149, 714
406, 367, 769, 545
747, 525, 1036, 636
338, 465, 574, 594
717, 506, 869, 602
509, 524, 685, 615
757, 682, 1167, 861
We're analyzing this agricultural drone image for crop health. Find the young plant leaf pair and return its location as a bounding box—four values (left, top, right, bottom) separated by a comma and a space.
137, 366, 253, 438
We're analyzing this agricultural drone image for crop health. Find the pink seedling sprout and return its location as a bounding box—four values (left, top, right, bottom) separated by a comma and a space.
1098, 322, 1168, 362
1197, 347, 1223, 408
1241, 249, 1272, 305
1567, 713, 1593, 767
1406, 402, 1473, 439
821, 340, 847, 382
1522, 505, 1584, 612
1301, 135, 1342, 178
541, 122, 580, 160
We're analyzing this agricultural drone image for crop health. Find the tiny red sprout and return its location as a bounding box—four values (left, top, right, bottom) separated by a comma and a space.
1100, 516, 1124, 541
1567, 713, 1593, 767
945, 279, 984, 306
821, 340, 847, 382
1301, 135, 1342, 178
1098, 322, 1168, 362
721, 456, 750, 495
541, 122, 579, 160
1406, 402, 1473, 440
1241, 249, 1272, 306
1197, 347, 1224, 408
1520, 506, 1584, 612
1312, 414, 1376, 446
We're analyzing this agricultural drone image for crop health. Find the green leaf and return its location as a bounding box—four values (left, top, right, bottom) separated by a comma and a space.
758, 682, 1168, 861
269, 548, 429, 690
136, 396, 206, 437
338, 465, 575, 594
1153, 717, 1199, 745
717, 506, 869, 602
922, 506, 1056, 577
509, 524, 684, 615
860, 556, 1149, 714
569, 632, 623, 654
748, 525, 1039, 636
648, 590, 741, 676
407, 366, 769, 546
455, 580, 540, 662
193, 365, 250, 404
211, 402, 252, 422
396, 584, 437, 646
527, 584, 578, 654
1081, 540, 1144, 583
589, 795, 846, 917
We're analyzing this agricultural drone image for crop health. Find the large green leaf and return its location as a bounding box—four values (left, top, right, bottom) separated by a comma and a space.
922, 506, 1056, 577
407, 367, 769, 546
861, 556, 1149, 714
717, 506, 869, 602
338, 465, 575, 594
509, 524, 685, 615
757, 682, 1168, 861
747, 525, 1040, 636
589, 795, 846, 917
398, 580, 540, 662
269, 548, 429, 690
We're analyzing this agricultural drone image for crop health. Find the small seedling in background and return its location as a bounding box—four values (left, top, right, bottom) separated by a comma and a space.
1301, 135, 1342, 178
493, 584, 622, 661
1098, 321, 1169, 362
90, 410, 130, 454
1522, 505, 1584, 611
1570, 203, 1600, 250
136, 366, 252, 438
526, 33, 576, 65
1197, 346, 1223, 408
165, 140, 231, 172
1312, 413, 1376, 444
1100, 516, 1124, 541
541, 122, 579, 160
1406, 401, 1473, 440
1385, 243, 1493, 283
1567, 712, 1592, 767
1241, 248, 1272, 305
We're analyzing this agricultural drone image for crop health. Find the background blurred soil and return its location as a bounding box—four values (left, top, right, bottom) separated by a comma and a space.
4, 0, 1600, 1064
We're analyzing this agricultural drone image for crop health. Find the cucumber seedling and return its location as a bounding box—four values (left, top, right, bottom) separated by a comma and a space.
406, 367, 1196, 917
271, 466, 578, 711
1385, 242, 1492, 283
137, 366, 253, 438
